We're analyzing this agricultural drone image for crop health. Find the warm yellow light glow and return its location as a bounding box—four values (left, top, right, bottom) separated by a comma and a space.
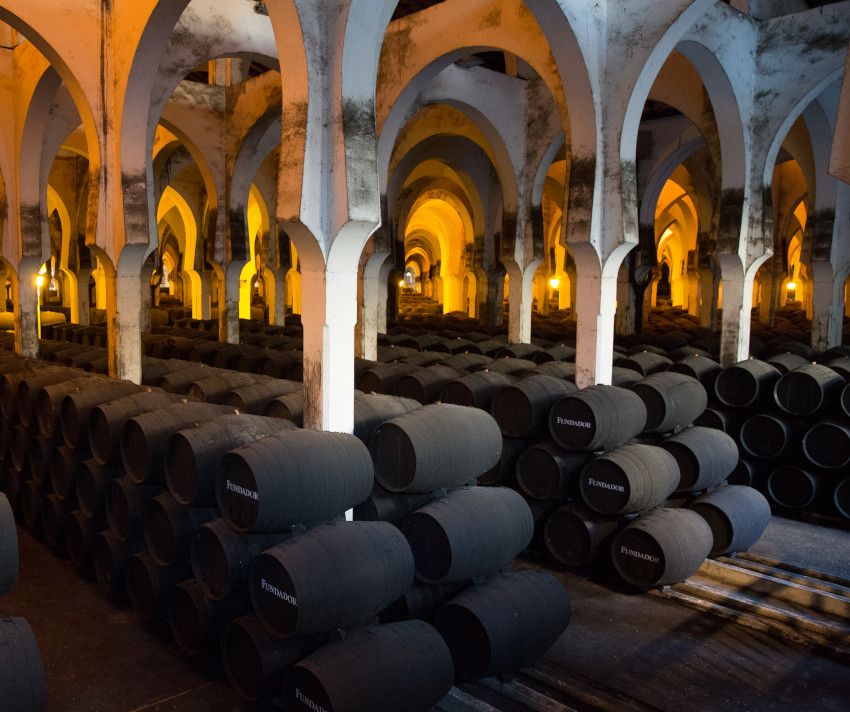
35, 275, 45, 288
549, 277, 560, 290
398, 280, 405, 288
787, 282, 797, 291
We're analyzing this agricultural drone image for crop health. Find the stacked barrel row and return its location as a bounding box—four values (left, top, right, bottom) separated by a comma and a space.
355, 402, 573, 682
697, 351, 850, 527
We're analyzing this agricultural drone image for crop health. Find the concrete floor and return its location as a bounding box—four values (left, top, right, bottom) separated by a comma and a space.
749, 516, 850, 581
2, 520, 850, 711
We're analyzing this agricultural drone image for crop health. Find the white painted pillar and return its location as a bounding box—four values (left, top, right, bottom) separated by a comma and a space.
717, 257, 762, 367
140, 263, 153, 333
197, 270, 213, 321
377, 260, 392, 336
76, 267, 92, 326
615, 266, 635, 336
810, 263, 844, 353
300, 265, 358, 433
219, 262, 242, 344
16, 257, 42, 358
506, 261, 538, 344
574, 267, 618, 388
114, 247, 148, 383
698, 267, 714, 329
360, 251, 389, 361
269, 267, 287, 326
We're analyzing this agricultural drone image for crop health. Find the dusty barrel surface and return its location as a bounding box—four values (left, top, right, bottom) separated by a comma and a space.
107, 476, 161, 542
369, 403, 502, 493
767, 351, 809, 375
379, 581, 468, 624
353, 484, 438, 526
491, 374, 577, 438
690, 485, 771, 555
143, 493, 217, 566
186, 372, 258, 403
16, 368, 85, 426
544, 505, 621, 567
356, 362, 422, 395
440, 371, 514, 410
121, 401, 235, 484
434, 571, 572, 680
401, 486, 533, 583
611, 508, 712, 588
87, 391, 184, 464
714, 359, 780, 408
226, 380, 301, 414
516, 442, 590, 500
738, 413, 800, 459
393, 365, 463, 404
250, 521, 414, 637
614, 351, 672, 376
192, 518, 291, 601
579, 444, 680, 515
218, 429, 373, 533
548, 385, 647, 451
222, 615, 324, 702
667, 355, 721, 389
264, 392, 304, 425
0, 617, 46, 712
36, 375, 107, 437
767, 466, 819, 509
93, 529, 144, 598
774, 363, 844, 416
76, 459, 120, 518
59, 380, 145, 450
629, 372, 707, 434
802, 421, 850, 469
48, 446, 82, 501
166, 413, 296, 507
284, 620, 454, 712
660, 426, 739, 492
125, 551, 191, 623
0, 492, 18, 595
351, 392, 421, 445
168, 579, 250, 657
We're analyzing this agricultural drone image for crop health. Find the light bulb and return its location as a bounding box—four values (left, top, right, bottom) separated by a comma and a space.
35, 275, 45, 288
786, 282, 797, 291
549, 277, 560, 289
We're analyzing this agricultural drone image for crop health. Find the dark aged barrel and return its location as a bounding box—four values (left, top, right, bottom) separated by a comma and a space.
284, 620, 453, 712
579, 444, 680, 515
36, 375, 108, 437
398, 334, 451, 353
122, 402, 236, 484
166, 413, 296, 507
739, 414, 800, 459
774, 363, 845, 416
826, 356, 850, 382
475, 357, 537, 377
690, 485, 771, 555
126, 551, 191, 623
251, 521, 414, 637
544, 505, 621, 566
186, 372, 258, 403
218, 430, 373, 533
479, 437, 530, 487
516, 442, 590, 500
21, 480, 46, 533
402, 487, 533, 584
264, 392, 304, 426
694, 407, 741, 436
842, 383, 850, 418
65, 510, 102, 570
76, 459, 120, 518
714, 359, 781, 408
834, 478, 850, 519
28, 435, 56, 486
611, 508, 712, 588
534, 344, 577, 364
143, 493, 217, 566
629, 372, 707, 434
393, 365, 463, 405
168, 579, 250, 657
0, 618, 46, 712
472, 338, 507, 356
369, 404, 501, 493
222, 615, 325, 702
399, 352, 447, 368
611, 367, 644, 387
494, 343, 547, 361
660, 427, 739, 492
615, 351, 672, 377
156, 364, 219, 394
767, 466, 818, 509
192, 519, 291, 601
356, 362, 422, 395
41, 493, 71, 553
351, 392, 421, 445
93, 529, 144, 598
225, 380, 301, 414
0, 492, 18, 595
140, 359, 198, 387
549, 385, 647, 451
802, 421, 850, 469
59, 381, 145, 449
534, 361, 576, 381
260, 350, 303, 379
766, 351, 809, 375
491, 375, 577, 438
667, 355, 721, 390
379, 582, 468, 624
16, 367, 84, 426
10, 425, 32, 473
87, 391, 185, 464
440, 371, 514, 410
438, 353, 492, 370
107, 476, 161, 542
49, 446, 82, 500
434, 571, 571, 680
353, 484, 438, 525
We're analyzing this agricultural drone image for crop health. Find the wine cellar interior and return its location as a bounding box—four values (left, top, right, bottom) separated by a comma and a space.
2, 1, 850, 711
